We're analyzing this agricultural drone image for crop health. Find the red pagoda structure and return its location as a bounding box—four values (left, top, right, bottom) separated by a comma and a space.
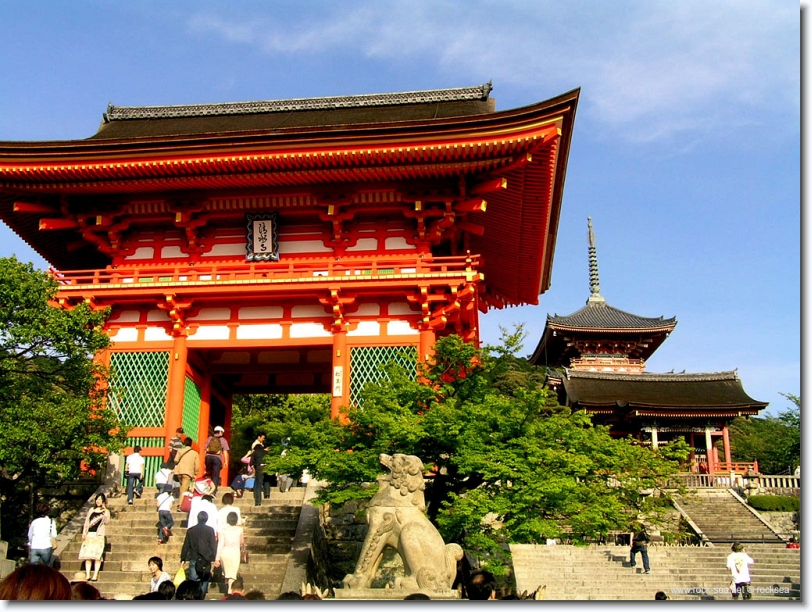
530, 218, 767, 474
0, 84, 579, 483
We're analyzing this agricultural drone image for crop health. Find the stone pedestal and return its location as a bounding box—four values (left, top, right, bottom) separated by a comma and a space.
332, 588, 460, 600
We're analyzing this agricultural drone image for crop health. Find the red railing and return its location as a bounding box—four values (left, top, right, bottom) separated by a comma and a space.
50, 254, 481, 289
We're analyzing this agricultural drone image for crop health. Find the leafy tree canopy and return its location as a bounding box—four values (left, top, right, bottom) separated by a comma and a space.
234, 325, 689, 560
0, 257, 126, 537
728, 393, 800, 474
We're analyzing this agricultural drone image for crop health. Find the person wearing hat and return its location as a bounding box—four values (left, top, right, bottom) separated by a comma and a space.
726, 542, 754, 600
203, 426, 230, 490
70, 571, 88, 586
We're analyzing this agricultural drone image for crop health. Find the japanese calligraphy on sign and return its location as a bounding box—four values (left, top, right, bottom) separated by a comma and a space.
246, 213, 279, 261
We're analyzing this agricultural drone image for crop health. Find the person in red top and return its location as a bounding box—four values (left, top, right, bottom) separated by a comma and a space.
786, 537, 800, 549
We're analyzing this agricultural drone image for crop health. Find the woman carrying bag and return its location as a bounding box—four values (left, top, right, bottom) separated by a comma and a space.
27, 503, 58, 566
78, 494, 110, 581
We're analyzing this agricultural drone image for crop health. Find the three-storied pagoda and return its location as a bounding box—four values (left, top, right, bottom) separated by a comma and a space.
0, 84, 579, 483
530, 218, 767, 474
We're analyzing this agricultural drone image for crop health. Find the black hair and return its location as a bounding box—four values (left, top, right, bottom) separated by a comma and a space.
175, 580, 203, 600
467, 569, 496, 600
227, 512, 238, 526
133, 592, 165, 600
147, 556, 163, 571
157, 581, 176, 600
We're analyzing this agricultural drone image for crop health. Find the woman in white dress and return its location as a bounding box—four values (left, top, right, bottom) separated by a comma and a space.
215, 511, 245, 594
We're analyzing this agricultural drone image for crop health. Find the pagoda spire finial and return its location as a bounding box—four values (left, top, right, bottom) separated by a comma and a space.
587, 216, 605, 304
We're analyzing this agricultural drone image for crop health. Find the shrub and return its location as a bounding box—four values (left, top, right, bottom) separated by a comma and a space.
747, 495, 800, 512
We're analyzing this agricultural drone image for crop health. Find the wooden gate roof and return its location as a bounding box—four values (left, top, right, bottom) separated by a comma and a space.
0, 84, 579, 307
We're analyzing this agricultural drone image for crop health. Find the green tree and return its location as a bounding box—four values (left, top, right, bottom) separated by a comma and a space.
0, 257, 126, 543
255, 327, 689, 563
728, 393, 800, 474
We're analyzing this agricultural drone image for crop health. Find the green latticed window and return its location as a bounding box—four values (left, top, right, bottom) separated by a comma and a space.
349, 345, 417, 406
182, 376, 202, 443
108, 352, 170, 428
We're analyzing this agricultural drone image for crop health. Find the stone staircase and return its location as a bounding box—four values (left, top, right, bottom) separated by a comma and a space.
510, 543, 800, 601
57, 486, 306, 600
674, 489, 783, 544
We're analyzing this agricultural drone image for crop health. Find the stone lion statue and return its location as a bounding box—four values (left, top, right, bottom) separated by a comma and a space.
343, 453, 464, 593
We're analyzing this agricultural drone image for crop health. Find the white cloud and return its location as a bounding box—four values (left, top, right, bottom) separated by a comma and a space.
185, 1, 798, 144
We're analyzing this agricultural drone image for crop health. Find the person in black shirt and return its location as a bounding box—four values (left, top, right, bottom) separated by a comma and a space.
251, 434, 269, 507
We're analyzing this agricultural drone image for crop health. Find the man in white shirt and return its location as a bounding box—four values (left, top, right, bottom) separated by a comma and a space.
726, 542, 755, 600
187, 494, 219, 535
125, 445, 145, 505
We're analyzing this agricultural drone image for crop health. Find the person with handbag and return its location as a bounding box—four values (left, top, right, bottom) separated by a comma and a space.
171, 437, 199, 509
78, 494, 110, 581
215, 511, 246, 595
27, 503, 58, 566
181, 510, 217, 598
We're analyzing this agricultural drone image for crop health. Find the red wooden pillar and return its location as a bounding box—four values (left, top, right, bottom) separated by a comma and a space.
704, 427, 715, 474
419, 327, 436, 365
331, 329, 349, 421
721, 425, 732, 464
164, 334, 188, 459
196, 380, 211, 478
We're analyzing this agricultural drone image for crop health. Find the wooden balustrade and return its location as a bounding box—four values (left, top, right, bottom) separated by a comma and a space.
50, 254, 481, 289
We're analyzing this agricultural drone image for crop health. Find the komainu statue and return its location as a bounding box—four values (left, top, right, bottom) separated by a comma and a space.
343, 453, 464, 593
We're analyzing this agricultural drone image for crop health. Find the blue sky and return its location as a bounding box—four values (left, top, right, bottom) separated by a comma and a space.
0, 1, 800, 415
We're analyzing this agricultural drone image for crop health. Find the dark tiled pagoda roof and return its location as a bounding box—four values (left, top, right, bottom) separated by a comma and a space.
546, 301, 677, 332
529, 300, 677, 366
557, 369, 767, 416
91, 83, 496, 139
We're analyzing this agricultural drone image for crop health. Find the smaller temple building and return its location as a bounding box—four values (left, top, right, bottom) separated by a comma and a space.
530, 218, 767, 474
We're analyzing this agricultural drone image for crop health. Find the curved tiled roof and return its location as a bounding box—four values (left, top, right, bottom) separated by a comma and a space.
92, 83, 496, 140
104, 83, 493, 121
547, 300, 677, 332
559, 369, 767, 411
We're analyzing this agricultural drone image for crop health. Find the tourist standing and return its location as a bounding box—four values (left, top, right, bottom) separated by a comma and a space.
79, 493, 110, 581
125, 445, 145, 505
630, 526, 651, 574
203, 425, 230, 489
156, 489, 175, 544
251, 433, 269, 507
172, 437, 199, 499
27, 503, 57, 566
727, 542, 754, 600
215, 511, 245, 595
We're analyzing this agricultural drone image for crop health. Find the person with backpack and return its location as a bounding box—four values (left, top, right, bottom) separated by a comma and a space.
203, 426, 229, 489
